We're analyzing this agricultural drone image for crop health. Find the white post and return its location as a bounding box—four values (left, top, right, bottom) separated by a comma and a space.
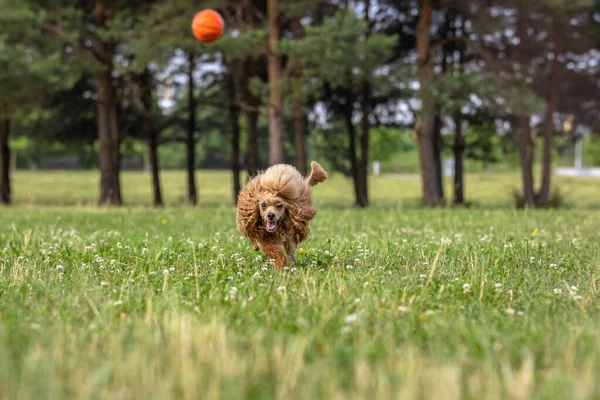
373, 160, 380, 176
575, 136, 583, 170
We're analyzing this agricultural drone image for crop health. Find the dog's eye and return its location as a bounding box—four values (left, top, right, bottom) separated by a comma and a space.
276, 203, 283, 209
261, 203, 266, 209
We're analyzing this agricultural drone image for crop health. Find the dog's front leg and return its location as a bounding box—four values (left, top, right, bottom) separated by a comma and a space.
285, 242, 297, 266
261, 244, 287, 270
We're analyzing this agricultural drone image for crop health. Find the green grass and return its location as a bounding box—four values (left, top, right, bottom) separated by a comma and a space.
1, 171, 600, 399
10, 169, 600, 208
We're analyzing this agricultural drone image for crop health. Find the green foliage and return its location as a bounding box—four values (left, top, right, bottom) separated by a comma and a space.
0, 1, 77, 118
465, 123, 503, 169
281, 9, 396, 95
312, 122, 352, 176
584, 135, 600, 166
370, 127, 415, 162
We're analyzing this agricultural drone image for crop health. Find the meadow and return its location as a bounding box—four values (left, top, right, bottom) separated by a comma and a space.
1, 170, 599, 399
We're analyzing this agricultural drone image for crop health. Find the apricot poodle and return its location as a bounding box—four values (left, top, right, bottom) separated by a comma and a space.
236, 161, 328, 269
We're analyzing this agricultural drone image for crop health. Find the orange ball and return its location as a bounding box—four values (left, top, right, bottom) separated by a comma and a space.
191, 9, 225, 43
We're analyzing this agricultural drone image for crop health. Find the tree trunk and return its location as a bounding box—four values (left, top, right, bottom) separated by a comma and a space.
515, 6, 535, 208
96, 67, 121, 206
536, 31, 562, 207
229, 72, 242, 205
433, 112, 444, 201
342, 103, 361, 206
355, 0, 371, 208
141, 68, 163, 207
267, 0, 285, 166
291, 18, 307, 176
109, 97, 122, 204
94, 2, 121, 206
186, 52, 198, 205
453, 114, 465, 206
416, 0, 443, 207
518, 116, 536, 208
357, 80, 370, 208
0, 119, 10, 205
246, 110, 259, 177
292, 96, 307, 176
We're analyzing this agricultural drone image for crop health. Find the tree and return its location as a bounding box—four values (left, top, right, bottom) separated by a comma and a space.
228, 63, 242, 204
139, 68, 163, 207
0, 120, 10, 204
452, 0, 597, 208
285, 6, 395, 207
416, 0, 444, 206
0, 0, 75, 205
290, 16, 308, 176
267, 0, 285, 166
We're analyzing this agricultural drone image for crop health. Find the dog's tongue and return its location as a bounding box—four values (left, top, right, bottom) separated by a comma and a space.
267, 221, 277, 230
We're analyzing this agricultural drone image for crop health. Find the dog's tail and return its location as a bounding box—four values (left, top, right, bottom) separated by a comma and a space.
307, 161, 328, 187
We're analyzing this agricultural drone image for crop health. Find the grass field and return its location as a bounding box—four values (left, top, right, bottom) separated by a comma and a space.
10, 169, 600, 208
1, 171, 600, 399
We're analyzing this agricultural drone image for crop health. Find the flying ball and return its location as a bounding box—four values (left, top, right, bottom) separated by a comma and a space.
191, 9, 225, 43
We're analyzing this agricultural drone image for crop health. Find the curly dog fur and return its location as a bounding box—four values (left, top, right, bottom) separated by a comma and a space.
236, 161, 328, 269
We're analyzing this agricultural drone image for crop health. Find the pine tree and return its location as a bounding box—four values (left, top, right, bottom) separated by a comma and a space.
0, 0, 76, 204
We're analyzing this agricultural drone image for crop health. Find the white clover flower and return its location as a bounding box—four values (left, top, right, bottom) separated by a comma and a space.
100, 281, 108, 287
570, 285, 578, 292
346, 265, 353, 270
530, 257, 536, 262
398, 306, 410, 313
55, 265, 64, 272
494, 283, 502, 289
354, 298, 361, 304
169, 267, 175, 272
549, 264, 557, 268
441, 237, 452, 245
163, 269, 169, 275
553, 288, 562, 295
113, 300, 123, 306
116, 242, 122, 249
574, 295, 582, 301
419, 274, 427, 279
517, 311, 525, 317
506, 308, 515, 315
276, 286, 286, 292
344, 313, 359, 324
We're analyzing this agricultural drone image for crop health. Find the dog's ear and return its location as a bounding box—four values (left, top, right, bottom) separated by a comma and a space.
288, 202, 316, 222
235, 185, 262, 236
286, 202, 316, 243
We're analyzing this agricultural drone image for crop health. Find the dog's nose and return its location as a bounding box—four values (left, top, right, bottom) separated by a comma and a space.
267, 212, 275, 220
